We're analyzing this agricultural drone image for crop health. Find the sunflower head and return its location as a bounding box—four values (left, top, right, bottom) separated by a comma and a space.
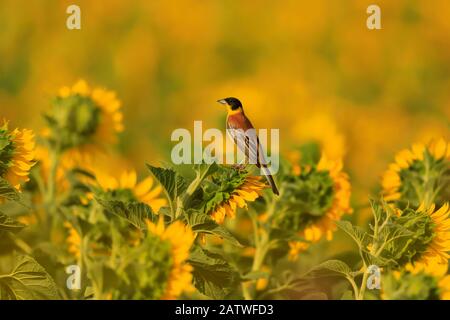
204, 167, 266, 224
276, 153, 352, 257
382, 138, 449, 208
381, 203, 450, 275
115, 218, 194, 299
44, 80, 123, 153
89, 170, 166, 212
0, 120, 36, 191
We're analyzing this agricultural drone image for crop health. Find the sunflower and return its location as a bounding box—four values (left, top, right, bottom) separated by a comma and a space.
43, 80, 124, 157
64, 221, 81, 260
0, 120, 36, 192
382, 138, 449, 208
145, 218, 195, 299
280, 154, 352, 259
399, 203, 450, 276
93, 170, 166, 212
208, 174, 266, 224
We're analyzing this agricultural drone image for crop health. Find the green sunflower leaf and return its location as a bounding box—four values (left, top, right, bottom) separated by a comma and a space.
0, 254, 60, 300
188, 246, 239, 299
186, 163, 218, 196
306, 259, 353, 278
187, 212, 243, 247
335, 220, 368, 250
0, 211, 25, 233
146, 165, 186, 200
146, 165, 187, 215
0, 177, 20, 202
193, 163, 218, 183
96, 198, 157, 229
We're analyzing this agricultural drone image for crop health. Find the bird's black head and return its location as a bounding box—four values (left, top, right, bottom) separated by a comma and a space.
217, 97, 243, 110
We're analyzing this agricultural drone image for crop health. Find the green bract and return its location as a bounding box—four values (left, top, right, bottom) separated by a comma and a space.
202, 166, 248, 214
113, 233, 173, 299
0, 123, 14, 178
45, 95, 101, 150
274, 167, 334, 232
382, 207, 436, 267
398, 150, 449, 208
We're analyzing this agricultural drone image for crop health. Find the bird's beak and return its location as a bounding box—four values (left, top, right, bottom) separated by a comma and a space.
217, 99, 227, 105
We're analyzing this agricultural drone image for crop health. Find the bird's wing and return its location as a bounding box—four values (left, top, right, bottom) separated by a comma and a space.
227, 115, 269, 167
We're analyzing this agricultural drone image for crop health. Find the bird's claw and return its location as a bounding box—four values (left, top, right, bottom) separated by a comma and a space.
232, 163, 247, 172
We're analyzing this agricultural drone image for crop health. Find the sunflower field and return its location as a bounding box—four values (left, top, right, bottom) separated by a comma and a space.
1, 0, 450, 301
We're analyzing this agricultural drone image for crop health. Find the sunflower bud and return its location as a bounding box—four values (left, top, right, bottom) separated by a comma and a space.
379, 203, 450, 274
382, 138, 449, 208
44, 80, 123, 153
204, 166, 266, 224
275, 153, 352, 256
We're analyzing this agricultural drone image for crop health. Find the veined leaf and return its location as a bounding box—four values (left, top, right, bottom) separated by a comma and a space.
192, 163, 218, 184
187, 212, 242, 247
194, 162, 218, 175
0, 255, 60, 300
188, 246, 239, 299
307, 259, 353, 278
335, 220, 368, 249
182, 163, 218, 208
0, 211, 25, 233
146, 165, 186, 202
0, 178, 20, 202
96, 198, 156, 229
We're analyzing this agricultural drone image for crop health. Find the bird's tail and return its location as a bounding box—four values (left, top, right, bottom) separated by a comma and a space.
261, 166, 279, 196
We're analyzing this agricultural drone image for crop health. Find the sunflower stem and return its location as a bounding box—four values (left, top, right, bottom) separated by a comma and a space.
241, 209, 270, 299
357, 204, 389, 300
174, 165, 212, 219
346, 276, 359, 299
241, 283, 252, 300
358, 270, 369, 300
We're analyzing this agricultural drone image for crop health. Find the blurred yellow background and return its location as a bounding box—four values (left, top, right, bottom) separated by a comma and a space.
1, 0, 449, 210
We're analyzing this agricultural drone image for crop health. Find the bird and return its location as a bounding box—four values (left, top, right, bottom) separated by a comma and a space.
217, 97, 279, 195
